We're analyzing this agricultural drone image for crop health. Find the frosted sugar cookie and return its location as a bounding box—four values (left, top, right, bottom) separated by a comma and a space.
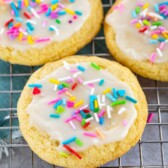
0, 0, 103, 65
105, 0, 168, 81
18, 56, 147, 168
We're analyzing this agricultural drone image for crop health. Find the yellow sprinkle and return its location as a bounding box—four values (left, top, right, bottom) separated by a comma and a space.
27, 35, 34, 44
51, 4, 58, 10
94, 100, 98, 109
135, 23, 142, 29
95, 128, 105, 139
143, 3, 149, 9
60, 152, 68, 157
18, 32, 23, 41
74, 100, 84, 108
64, 8, 75, 15
162, 32, 168, 39
152, 34, 158, 39
69, 96, 76, 101
49, 78, 59, 84
35, 0, 41, 3
24, 0, 29, 7
103, 88, 111, 94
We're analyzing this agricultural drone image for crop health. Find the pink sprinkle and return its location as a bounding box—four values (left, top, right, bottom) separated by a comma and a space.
98, 110, 106, 118
159, 26, 166, 31
11, 10, 15, 16
159, 42, 165, 50
150, 30, 161, 36
73, 15, 77, 19
130, 19, 138, 24
74, 110, 80, 114
66, 78, 74, 83
114, 4, 124, 12
58, 88, 68, 95
67, 101, 74, 108
36, 38, 50, 43
122, 119, 128, 126
77, 78, 83, 83
70, 69, 78, 73
48, 98, 61, 105
83, 132, 97, 138
75, 116, 82, 122
137, 2, 144, 7
147, 113, 155, 123
87, 83, 94, 88
150, 52, 157, 63
65, 115, 77, 123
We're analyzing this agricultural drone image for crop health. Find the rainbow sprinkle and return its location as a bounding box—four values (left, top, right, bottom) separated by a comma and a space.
28, 61, 138, 159
0, 0, 83, 45
130, 2, 168, 63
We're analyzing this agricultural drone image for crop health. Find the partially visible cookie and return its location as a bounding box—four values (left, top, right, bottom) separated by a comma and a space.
105, 0, 168, 81
0, 0, 103, 66
18, 56, 147, 168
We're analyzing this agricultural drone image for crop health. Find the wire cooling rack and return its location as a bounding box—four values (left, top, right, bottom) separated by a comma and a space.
0, 0, 168, 167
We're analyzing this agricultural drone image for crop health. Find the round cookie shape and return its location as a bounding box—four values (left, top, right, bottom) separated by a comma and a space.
104, 0, 168, 81
18, 56, 147, 168
0, 0, 103, 66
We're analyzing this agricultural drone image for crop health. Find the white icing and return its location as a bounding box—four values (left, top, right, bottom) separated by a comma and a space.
27, 62, 137, 152
0, 0, 90, 50
106, 0, 168, 63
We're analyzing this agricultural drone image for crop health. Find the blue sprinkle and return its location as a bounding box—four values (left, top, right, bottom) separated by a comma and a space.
17, 0, 22, 10
8, 22, 13, 29
26, 22, 34, 31
58, 85, 63, 90
58, 11, 66, 15
50, 114, 60, 118
99, 117, 104, 125
131, 10, 137, 18
28, 84, 42, 88
154, 4, 159, 13
51, 0, 59, 4
158, 2, 168, 6
112, 88, 118, 99
10, 2, 19, 17
117, 90, 126, 97
54, 100, 63, 109
62, 99, 66, 106
46, 8, 51, 17
62, 137, 76, 145
80, 111, 86, 118
99, 79, 104, 86
69, 0, 75, 2
90, 95, 96, 111
125, 96, 137, 104
16, 17, 23, 22
77, 65, 85, 72
106, 93, 117, 102
75, 11, 82, 16
149, 39, 158, 44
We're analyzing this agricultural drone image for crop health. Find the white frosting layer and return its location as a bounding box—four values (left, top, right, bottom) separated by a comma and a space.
106, 0, 168, 63
0, 0, 90, 50
27, 62, 137, 152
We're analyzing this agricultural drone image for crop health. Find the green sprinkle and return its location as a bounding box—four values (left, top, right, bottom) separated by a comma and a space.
60, 152, 68, 157
94, 107, 99, 113
152, 21, 162, 26
81, 118, 86, 126
75, 138, 83, 146
135, 7, 141, 14
143, 20, 150, 26
55, 19, 61, 24
61, 82, 69, 88
86, 113, 92, 118
90, 62, 101, 70
111, 100, 126, 107
56, 105, 65, 114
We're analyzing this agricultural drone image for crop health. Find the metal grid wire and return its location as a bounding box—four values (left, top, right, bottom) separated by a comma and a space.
0, 0, 168, 167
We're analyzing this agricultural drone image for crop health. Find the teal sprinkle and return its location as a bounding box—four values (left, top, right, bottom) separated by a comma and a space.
112, 88, 118, 99
99, 117, 104, 125
77, 65, 85, 72
28, 84, 42, 88
99, 79, 104, 86
149, 39, 159, 44
154, 4, 159, 13
131, 10, 137, 18
75, 10, 82, 16
117, 90, 126, 97
80, 111, 86, 119
106, 93, 117, 102
50, 114, 60, 118
125, 96, 137, 104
